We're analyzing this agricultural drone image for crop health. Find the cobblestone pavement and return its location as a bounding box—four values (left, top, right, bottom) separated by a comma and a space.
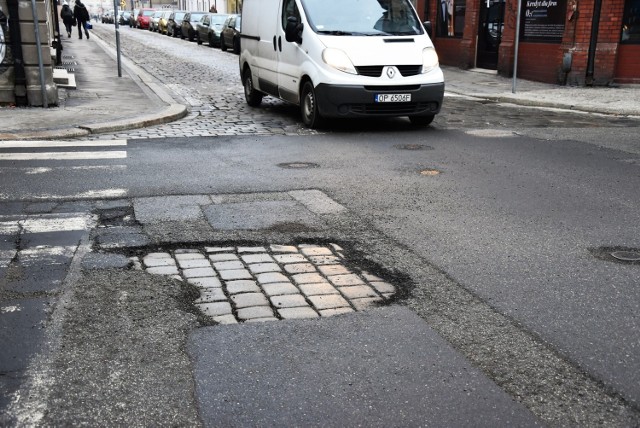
89, 25, 640, 141
132, 244, 396, 324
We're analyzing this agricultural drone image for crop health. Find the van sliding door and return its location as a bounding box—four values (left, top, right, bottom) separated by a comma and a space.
276, 0, 305, 104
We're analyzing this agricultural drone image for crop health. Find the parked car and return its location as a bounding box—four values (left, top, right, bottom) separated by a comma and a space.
181, 11, 207, 41
220, 14, 241, 54
158, 10, 173, 34
195, 13, 229, 47
119, 11, 131, 25
101, 10, 114, 23
136, 8, 156, 29
116, 10, 125, 25
129, 8, 139, 27
149, 10, 163, 31
167, 10, 187, 37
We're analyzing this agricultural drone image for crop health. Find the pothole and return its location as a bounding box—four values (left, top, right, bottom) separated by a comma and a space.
128, 244, 397, 325
278, 162, 320, 169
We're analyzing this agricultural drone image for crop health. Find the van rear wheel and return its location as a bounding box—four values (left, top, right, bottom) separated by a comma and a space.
243, 69, 263, 107
301, 81, 324, 129
409, 114, 435, 127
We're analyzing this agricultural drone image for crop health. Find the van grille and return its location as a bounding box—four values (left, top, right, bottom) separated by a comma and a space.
356, 65, 422, 77
349, 102, 439, 115
356, 66, 383, 77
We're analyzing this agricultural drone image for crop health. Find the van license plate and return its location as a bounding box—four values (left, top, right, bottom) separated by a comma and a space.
375, 94, 411, 103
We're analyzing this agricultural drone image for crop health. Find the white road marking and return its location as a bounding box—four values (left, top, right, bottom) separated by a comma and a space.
20, 215, 95, 233
0, 140, 127, 148
0, 165, 128, 174
0, 188, 129, 200
0, 151, 127, 160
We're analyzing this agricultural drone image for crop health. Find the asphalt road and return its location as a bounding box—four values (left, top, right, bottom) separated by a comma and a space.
2, 23, 640, 426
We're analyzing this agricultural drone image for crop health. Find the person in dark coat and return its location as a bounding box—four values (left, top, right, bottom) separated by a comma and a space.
60, 1, 74, 37
73, 0, 90, 39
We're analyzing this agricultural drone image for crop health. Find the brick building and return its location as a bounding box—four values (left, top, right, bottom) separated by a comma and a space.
414, 0, 640, 85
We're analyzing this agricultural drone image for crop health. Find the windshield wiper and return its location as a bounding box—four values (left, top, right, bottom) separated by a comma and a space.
317, 30, 354, 35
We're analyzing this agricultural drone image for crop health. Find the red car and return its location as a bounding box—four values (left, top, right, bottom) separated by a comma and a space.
136, 8, 156, 29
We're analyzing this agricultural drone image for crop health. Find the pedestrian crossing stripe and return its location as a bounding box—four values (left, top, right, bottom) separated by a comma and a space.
0, 151, 127, 160
0, 140, 127, 148
0, 139, 127, 161
0, 188, 128, 200
0, 213, 96, 234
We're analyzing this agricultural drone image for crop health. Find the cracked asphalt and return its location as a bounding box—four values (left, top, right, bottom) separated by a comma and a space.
2, 22, 640, 427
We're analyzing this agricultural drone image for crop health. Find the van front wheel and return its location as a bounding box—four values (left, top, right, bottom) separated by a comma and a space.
301, 81, 324, 129
409, 114, 435, 127
243, 69, 263, 107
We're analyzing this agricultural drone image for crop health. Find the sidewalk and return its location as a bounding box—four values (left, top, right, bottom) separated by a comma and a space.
0, 32, 638, 141
0, 33, 186, 141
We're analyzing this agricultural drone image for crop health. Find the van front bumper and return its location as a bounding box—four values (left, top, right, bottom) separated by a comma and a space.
314, 82, 444, 118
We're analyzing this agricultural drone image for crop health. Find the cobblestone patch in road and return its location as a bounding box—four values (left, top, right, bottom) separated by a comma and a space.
90, 26, 314, 140
130, 244, 396, 324
89, 25, 640, 142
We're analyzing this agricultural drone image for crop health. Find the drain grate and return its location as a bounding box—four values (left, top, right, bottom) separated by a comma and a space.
591, 247, 640, 264
611, 251, 640, 262
394, 144, 433, 151
278, 162, 319, 169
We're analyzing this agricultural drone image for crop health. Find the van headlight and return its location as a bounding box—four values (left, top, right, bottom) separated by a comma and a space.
421, 47, 439, 73
322, 48, 357, 75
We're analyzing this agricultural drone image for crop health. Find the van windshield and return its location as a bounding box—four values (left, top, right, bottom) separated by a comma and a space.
301, 0, 423, 36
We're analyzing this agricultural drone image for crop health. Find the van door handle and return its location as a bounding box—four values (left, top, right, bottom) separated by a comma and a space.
273, 35, 277, 51
278, 36, 282, 51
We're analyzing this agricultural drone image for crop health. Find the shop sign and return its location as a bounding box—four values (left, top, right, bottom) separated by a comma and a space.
520, 0, 567, 42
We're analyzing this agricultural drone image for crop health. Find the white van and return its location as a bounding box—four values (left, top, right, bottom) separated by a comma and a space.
239, 0, 445, 128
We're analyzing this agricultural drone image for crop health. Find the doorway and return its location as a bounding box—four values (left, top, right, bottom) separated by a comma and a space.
476, 0, 505, 69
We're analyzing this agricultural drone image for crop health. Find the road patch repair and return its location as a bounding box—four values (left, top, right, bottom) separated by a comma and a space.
131, 244, 396, 324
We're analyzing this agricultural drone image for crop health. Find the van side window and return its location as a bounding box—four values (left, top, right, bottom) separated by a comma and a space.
282, 0, 301, 30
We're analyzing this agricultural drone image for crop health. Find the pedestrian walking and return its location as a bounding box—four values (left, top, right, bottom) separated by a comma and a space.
60, 1, 74, 38
73, 0, 90, 39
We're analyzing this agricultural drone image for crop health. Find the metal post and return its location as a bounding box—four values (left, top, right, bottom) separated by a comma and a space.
113, 0, 122, 76
30, 0, 48, 107
7, 0, 28, 106
585, 0, 602, 85
512, 0, 522, 93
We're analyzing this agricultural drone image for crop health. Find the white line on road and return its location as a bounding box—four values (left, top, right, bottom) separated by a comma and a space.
0, 188, 128, 200
0, 140, 127, 148
0, 215, 95, 234
0, 151, 127, 160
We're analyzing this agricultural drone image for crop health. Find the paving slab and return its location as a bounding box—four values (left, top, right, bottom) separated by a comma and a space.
203, 201, 323, 230
133, 195, 210, 223
188, 306, 539, 427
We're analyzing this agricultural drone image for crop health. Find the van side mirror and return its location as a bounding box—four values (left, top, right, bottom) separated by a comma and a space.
423, 20, 433, 38
285, 16, 303, 43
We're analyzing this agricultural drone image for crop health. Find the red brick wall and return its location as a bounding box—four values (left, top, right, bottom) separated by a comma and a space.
434, 38, 466, 67
516, 44, 565, 83
615, 45, 640, 83
418, 0, 639, 84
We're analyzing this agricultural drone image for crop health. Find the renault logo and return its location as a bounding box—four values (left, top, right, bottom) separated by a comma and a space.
386, 67, 396, 79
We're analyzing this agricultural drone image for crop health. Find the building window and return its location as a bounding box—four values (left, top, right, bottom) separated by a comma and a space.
621, 0, 640, 43
437, 0, 465, 37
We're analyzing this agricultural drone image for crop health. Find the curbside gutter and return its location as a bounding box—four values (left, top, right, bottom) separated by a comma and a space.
81, 104, 188, 134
